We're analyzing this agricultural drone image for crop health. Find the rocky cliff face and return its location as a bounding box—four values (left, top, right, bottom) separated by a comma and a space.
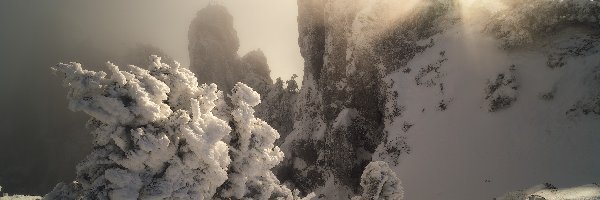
280, 0, 438, 197
281, 0, 600, 199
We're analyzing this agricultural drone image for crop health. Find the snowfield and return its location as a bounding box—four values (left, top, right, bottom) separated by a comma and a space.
288, 0, 600, 199
382, 24, 600, 199
497, 184, 600, 200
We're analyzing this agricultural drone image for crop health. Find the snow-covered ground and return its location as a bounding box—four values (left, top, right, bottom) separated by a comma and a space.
497, 184, 600, 200
377, 18, 600, 200
0, 195, 41, 200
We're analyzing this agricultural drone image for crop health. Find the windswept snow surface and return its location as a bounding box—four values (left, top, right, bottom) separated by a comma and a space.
377, 19, 600, 200
0, 196, 42, 200
497, 184, 600, 200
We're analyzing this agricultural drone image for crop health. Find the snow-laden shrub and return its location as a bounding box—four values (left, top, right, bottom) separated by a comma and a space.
352, 161, 404, 200
46, 56, 311, 200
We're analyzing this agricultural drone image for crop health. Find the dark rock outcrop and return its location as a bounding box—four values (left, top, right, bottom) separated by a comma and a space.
188, 4, 277, 96
188, 5, 242, 93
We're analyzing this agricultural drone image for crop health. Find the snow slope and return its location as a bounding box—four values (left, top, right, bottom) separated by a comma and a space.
378, 12, 600, 200
497, 184, 600, 200
0, 195, 41, 200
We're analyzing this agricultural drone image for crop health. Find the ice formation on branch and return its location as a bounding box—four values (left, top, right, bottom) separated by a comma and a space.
46, 56, 310, 200
352, 161, 404, 200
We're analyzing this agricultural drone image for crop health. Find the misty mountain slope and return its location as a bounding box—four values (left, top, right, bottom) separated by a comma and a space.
383, 24, 600, 200
280, 0, 600, 199
188, 4, 274, 95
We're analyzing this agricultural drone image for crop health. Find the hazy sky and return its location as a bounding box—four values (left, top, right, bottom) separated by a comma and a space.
58, 0, 304, 80
0, 0, 302, 194
224, 1, 304, 80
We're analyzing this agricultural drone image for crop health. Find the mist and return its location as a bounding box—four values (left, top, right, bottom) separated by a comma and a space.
0, 0, 301, 195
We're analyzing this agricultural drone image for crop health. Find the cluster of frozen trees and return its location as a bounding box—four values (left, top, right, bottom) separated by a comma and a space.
46, 56, 402, 199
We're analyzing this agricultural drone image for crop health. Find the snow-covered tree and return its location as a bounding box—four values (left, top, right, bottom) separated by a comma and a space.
215, 83, 309, 199
46, 56, 311, 200
352, 161, 404, 200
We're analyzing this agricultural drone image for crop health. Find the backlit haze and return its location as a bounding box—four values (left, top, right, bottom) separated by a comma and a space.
0, 0, 301, 195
